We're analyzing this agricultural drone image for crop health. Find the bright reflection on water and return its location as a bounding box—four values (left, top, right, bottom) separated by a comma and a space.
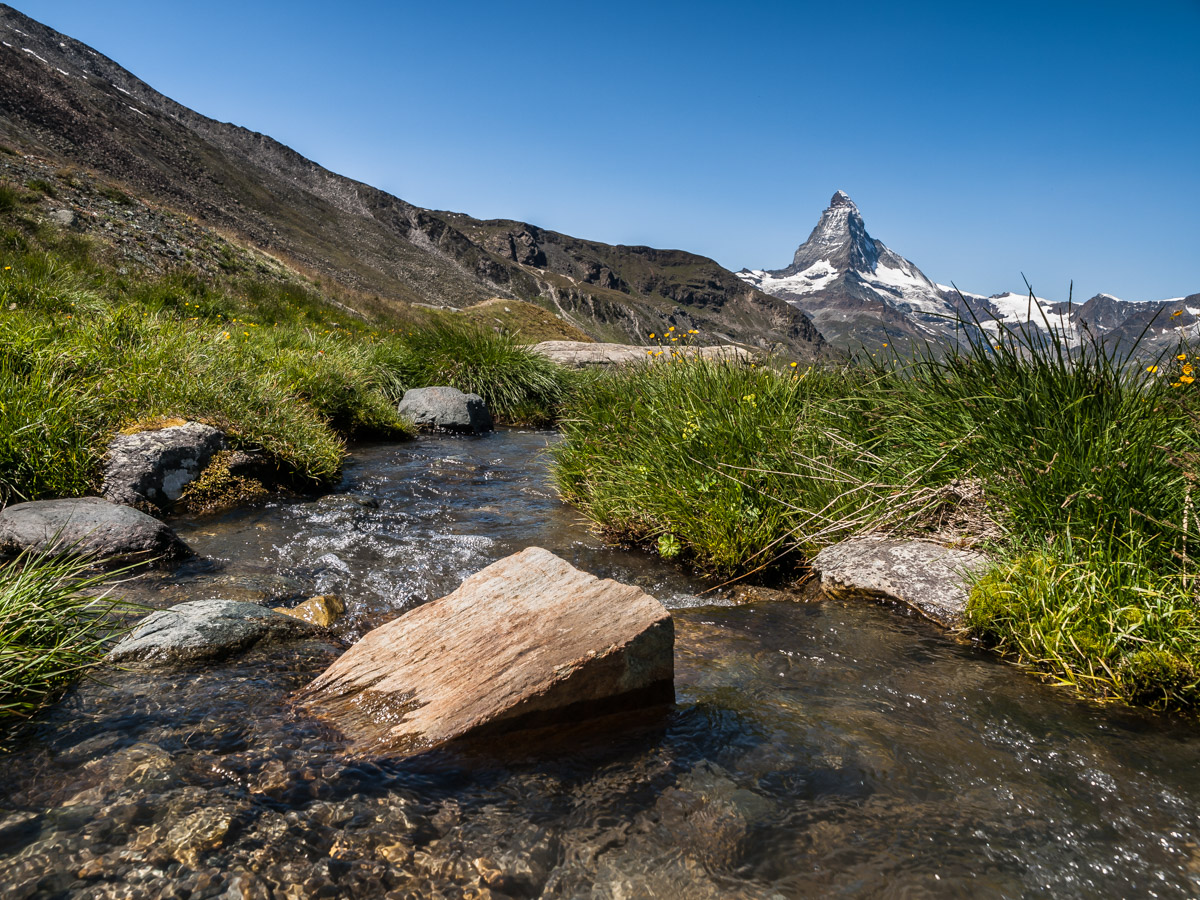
2, 430, 1200, 898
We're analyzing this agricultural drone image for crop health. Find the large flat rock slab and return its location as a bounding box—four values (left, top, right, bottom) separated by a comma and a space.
811, 539, 990, 628
109, 599, 319, 665
0, 497, 190, 565
299, 547, 674, 756
531, 340, 755, 368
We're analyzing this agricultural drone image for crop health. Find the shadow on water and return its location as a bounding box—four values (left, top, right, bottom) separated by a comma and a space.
3, 430, 1200, 897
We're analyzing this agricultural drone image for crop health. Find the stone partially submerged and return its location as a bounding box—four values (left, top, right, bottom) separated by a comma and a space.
397, 386, 493, 434
299, 547, 674, 756
103, 421, 228, 511
108, 599, 319, 665
0, 497, 190, 565
811, 538, 990, 628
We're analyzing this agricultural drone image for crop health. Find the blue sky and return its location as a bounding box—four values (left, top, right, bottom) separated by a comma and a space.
11, 0, 1200, 300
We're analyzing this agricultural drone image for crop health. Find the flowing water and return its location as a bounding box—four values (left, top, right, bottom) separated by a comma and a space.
3, 430, 1200, 898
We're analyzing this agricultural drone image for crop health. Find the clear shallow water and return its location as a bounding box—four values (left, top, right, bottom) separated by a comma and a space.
3, 430, 1200, 898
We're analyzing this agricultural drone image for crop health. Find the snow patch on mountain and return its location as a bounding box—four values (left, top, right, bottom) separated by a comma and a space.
740, 259, 838, 295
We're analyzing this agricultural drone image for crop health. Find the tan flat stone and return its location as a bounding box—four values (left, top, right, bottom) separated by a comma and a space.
298, 547, 674, 756
272, 594, 344, 627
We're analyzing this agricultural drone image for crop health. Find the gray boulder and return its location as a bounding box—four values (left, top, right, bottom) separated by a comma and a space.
812, 538, 990, 628
108, 599, 318, 665
0, 497, 190, 565
398, 386, 493, 434
103, 421, 228, 510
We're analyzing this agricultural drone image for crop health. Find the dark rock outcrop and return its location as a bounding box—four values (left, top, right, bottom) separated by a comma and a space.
102, 421, 227, 511
398, 386, 493, 434
299, 547, 674, 756
0, 497, 190, 565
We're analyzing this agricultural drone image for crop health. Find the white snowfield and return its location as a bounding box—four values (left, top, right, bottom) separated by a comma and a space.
739, 260, 838, 295
738, 253, 954, 318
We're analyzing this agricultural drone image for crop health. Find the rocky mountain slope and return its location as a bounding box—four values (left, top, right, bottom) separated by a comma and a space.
741, 191, 1196, 356
0, 5, 824, 356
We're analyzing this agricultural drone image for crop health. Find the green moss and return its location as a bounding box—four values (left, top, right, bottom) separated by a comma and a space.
177, 451, 269, 514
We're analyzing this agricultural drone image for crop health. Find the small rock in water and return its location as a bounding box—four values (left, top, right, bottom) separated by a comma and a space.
812, 538, 990, 627
108, 599, 318, 665
299, 547, 674, 756
0, 496, 190, 566
273, 594, 345, 627
398, 386, 493, 434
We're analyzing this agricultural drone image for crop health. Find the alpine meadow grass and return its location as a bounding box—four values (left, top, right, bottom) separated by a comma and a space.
554, 320, 1200, 709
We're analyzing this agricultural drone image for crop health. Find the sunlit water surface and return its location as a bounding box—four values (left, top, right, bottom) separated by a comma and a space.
2, 431, 1200, 898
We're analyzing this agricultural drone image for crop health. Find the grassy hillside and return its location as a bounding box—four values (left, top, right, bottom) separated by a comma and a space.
0, 166, 574, 504
460, 298, 595, 344
0, 7, 827, 358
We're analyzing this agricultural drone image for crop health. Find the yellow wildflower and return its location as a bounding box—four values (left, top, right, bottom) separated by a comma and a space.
790, 362, 798, 367
1183, 375, 1195, 384
1147, 365, 1159, 373
1177, 354, 1188, 361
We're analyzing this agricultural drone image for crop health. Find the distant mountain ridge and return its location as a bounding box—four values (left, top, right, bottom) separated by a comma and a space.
740, 191, 1197, 355
0, 4, 825, 356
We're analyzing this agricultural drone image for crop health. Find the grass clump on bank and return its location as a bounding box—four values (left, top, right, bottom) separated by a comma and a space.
0, 551, 134, 730
554, 324, 1200, 709
394, 320, 574, 425
554, 355, 936, 575
966, 541, 1200, 709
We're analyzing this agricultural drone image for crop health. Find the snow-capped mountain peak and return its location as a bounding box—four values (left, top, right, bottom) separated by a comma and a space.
738, 191, 956, 348
739, 191, 1198, 355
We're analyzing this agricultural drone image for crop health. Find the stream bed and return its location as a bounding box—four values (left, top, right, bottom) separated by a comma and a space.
3, 430, 1200, 898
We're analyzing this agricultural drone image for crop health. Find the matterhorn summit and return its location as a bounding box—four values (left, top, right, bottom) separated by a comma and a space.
738, 191, 958, 349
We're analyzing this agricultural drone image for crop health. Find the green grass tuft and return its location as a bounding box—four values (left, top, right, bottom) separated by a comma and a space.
393, 320, 574, 424
0, 550, 137, 728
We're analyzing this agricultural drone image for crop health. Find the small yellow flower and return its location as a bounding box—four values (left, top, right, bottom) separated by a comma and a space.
1182, 375, 1195, 384
1183, 364, 1194, 375
882, 343, 888, 348
790, 362, 798, 367
1172, 310, 1184, 317
649, 333, 655, 339
668, 326, 675, 331
1177, 353, 1188, 361
1147, 365, 1159, 373
2, 266, 10, 271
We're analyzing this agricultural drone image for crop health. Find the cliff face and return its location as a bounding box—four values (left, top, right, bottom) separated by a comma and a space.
0, 6, 825, 356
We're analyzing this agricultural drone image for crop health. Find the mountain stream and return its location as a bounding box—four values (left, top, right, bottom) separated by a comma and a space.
3, 430, 1200, 898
